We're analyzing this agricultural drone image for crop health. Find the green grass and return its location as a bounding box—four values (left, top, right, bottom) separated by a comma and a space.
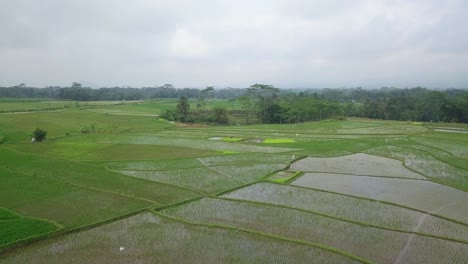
0, 109, 173, 142
0, 167, 151, 228
0, 217, 60, 248
262, 138, 296, 143
262, 137, 387, 156
0, 208, 19, 220
364, 145, 468, 191
86, 99, 177, 115
72, 143, 216, 161
0, 148, 200, 205
410, 135, 468, 159
0, 100, 134, 113
221, 137, 243, 142
218, 150, 239, 154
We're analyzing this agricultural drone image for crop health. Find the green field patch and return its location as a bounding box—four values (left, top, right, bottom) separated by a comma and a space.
0, 109, 173, 142
90, 99, 177, 116
0, 148, 200, 205
223, 183, 468, 243
0, 208, 20, 220
103, 158, 203, 171
0, 216, 60, 248
260, 137, 386, 156
364, 145, 468, 190
116, 163, 286, 194
338, 123, 428, 134
73, 143, 215, 161
7, 141, 109, 159
117, 167, 239, 193
218, 150, 239, 154
239, 119, 389, 132
410, 136, 468, 159
262, 138, 296, 144
221, 137, 243, 142
383, 137, 468, 171
292, 173, 468, 224
0, 212, 360, 263
74, 134, 299, 153
0, 167, 150, 228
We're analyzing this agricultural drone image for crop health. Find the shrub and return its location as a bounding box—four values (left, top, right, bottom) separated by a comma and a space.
33, 128, 47, 142
80, 123, 96, 133
160, 109, 178, 121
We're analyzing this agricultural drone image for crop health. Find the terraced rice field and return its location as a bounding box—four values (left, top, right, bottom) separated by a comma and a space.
0, 213, 363, 264
292, 173, 468, 223
223, 183, 468, 243
161, 198, 468, 263
290, 153, 426, 179
1, 102, 467, 263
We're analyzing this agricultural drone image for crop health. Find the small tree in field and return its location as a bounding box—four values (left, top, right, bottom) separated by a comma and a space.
33, 128, 47, 142
213, 106, 229, 124
176, 96, 190, 122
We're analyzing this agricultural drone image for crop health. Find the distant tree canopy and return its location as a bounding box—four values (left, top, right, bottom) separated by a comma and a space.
1, 83, 467, 123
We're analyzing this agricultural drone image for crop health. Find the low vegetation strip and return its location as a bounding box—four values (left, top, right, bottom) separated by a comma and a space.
222, 183, 468, 243
0, 212, 363, 264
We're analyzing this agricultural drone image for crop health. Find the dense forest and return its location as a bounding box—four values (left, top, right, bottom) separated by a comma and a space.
1, 83, 467, 123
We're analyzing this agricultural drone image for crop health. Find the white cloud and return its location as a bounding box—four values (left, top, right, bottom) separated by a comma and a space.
169, 28, 209, 58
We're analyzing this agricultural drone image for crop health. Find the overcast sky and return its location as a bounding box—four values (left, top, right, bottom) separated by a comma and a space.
1, 0, 468, 88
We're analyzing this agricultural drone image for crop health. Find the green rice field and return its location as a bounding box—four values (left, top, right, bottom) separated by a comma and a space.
0, 99, 467, 263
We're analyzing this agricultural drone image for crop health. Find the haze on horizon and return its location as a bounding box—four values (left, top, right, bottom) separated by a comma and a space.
1, 0, 467, 89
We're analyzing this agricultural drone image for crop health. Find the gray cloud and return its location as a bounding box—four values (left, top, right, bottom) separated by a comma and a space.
0, 0, 467, 88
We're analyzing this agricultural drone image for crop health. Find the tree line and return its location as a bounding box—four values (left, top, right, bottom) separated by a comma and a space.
1, 83, 467, 123
0, 83, 243, 101
169, 84, 468, 124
